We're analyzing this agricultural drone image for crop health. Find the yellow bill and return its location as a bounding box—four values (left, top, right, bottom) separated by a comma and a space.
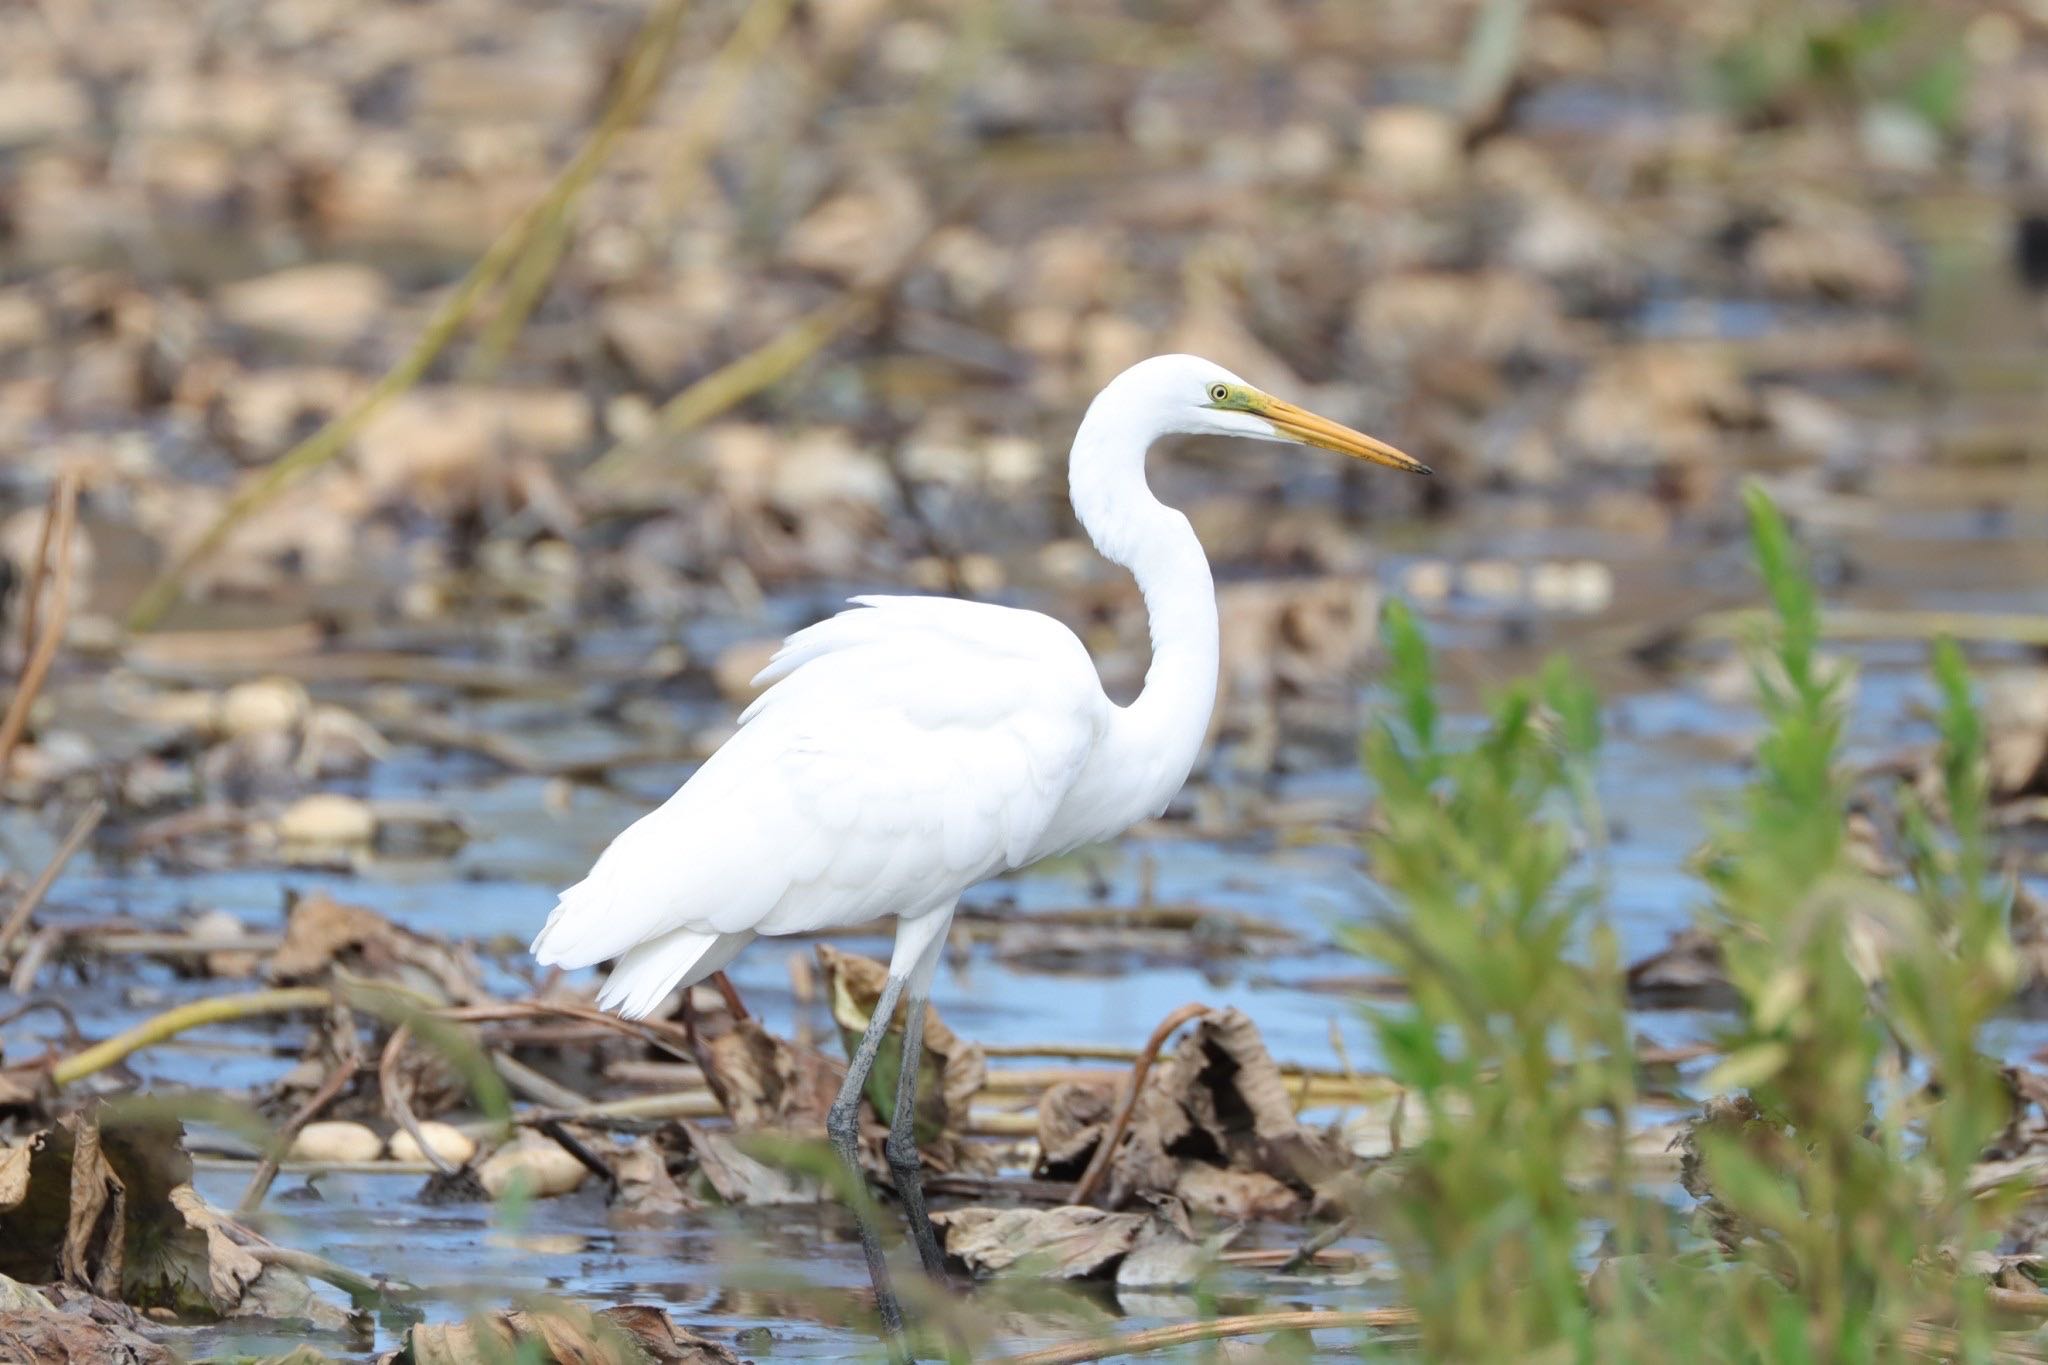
1261, 396, 1431, 475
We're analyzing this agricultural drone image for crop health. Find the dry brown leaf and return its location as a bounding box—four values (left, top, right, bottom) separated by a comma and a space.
381, 1300, 740, 1365
1035, 1081, 1114, 1179
1353, 269, 1569, 373
607, 1137, 694, 1224
1985, 672, 2048, 804
216, 263, 392, 348
934, 1204, 1216, 1286
931, 1205, 1147, 1279
0, 1062, 48, 1115
679, 1126, 821, 1206
690, 1016, 841, 1133
1172, 1165, 1300, 1221
0, 1110, 347, 1325
1563, 344, 1757, 469
1216, 577, 1380, 758
268, 890, 484, 1005
782, 163, 928, 288
1746, 213, 1910, 304
0, 1272, 173, 1365
0, 1145, 29, 1208
60, 1117, 124, 1297
1089, 1007, 1344, 1215
353, 385, 592, 516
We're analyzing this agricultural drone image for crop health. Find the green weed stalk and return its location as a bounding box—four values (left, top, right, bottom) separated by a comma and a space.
1351, 482, 2018, 1362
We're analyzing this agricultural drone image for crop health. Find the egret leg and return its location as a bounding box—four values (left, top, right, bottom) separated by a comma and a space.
827, 971, 910, 1345
885, 996, 951, 1282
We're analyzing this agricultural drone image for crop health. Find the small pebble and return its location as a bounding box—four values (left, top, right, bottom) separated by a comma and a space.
387, 1121, 477, 1167
290, 1121, 384, 1164
277, 792, 378, 846
218, 677, 311, 738
478, 1134, 588, 1199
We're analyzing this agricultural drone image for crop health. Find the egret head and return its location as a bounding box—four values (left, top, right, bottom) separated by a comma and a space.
1117, 353, 1430, 475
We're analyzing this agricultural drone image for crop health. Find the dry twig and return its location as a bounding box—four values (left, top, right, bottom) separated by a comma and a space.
379, 1020, 455, 1176
0, 798, 105, 979
0, 472, 79, 777
990, 1308, 1417, 1365
584, 293, 880, 483
238, 1055, 362, 1214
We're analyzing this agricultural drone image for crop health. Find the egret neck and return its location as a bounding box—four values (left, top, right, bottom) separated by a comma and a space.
1067, 374, 1221, 827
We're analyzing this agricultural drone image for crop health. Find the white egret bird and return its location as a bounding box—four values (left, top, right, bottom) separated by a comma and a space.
530, 353, 1425, 1341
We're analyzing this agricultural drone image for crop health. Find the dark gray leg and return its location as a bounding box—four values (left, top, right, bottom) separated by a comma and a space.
885, 996, 951, 1283
827, 971, 910, 1353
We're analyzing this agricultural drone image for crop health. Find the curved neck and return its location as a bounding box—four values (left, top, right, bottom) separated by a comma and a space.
1069, 393, 1220, 808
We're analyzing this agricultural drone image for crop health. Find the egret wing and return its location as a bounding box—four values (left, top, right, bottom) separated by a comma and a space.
530, 597, 1107, 971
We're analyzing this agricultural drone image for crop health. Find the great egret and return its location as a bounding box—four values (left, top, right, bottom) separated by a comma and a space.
530, 352, 1425, 1343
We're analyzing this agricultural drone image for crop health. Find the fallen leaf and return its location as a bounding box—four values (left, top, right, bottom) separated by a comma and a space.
380, 1300, 740, 1365
931, 1205, 1146, 1279
607, 1137, 694, 1224
1172, 1165, 1301, 1221
268, 891, 485, 1005
0, 1272, 173, 1364
1563, 344, 1757, 470
1093, 1008, 1343, 1214
1034, 1081, 1114, 1180
679, 1126, 821, 1206
782, 162, 928, 287
0, 1109, 347, 1325
1746, 210, 1910, 304
216, 263, 392, 348
690, 1015, 841, 1132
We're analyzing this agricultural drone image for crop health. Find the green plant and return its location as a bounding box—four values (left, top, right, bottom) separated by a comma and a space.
1349, 599, 1628, 1359
1350, 482, 2019, 1362
1675, 488, 2016, 1361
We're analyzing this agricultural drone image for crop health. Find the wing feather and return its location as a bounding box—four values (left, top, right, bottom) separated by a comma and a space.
531, 597, 1106, 970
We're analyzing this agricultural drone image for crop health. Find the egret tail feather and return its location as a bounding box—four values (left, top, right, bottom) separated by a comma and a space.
595, 926, 756, 1021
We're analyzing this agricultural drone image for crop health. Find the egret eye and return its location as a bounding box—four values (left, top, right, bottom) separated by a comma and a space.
1207, 383, 1230, 404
